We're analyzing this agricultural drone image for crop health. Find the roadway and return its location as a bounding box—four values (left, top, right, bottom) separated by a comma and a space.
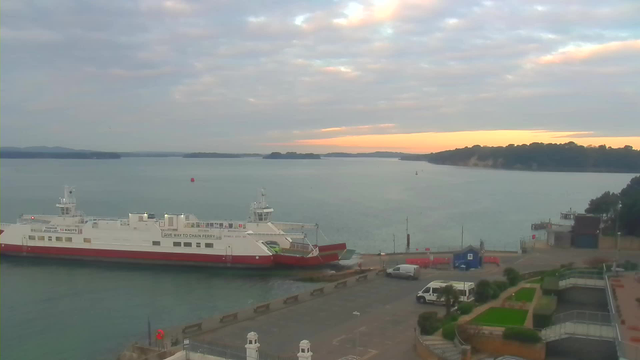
193, 248, 640, 360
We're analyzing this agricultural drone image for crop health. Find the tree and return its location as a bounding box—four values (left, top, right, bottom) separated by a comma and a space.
585, 191, 620, 218
619, 176, 640, 236
503, 267, 521, 286
475, 280, 494, 303
437, 284, 460, 315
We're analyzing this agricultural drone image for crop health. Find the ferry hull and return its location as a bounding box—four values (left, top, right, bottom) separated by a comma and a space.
0, 243, 348, 268
0, 244, 274, 268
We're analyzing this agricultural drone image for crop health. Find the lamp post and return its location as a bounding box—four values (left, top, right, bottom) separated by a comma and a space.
353, 311, 361, 357
393, 234, 396, 254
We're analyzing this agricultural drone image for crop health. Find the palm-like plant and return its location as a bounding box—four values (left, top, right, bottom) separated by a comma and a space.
437, 284, 460, 315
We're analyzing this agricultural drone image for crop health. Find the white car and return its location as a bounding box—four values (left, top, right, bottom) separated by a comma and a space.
386, 264, 421, 280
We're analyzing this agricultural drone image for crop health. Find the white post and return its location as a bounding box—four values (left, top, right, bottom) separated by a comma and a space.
246, 332, 259, 360
298, 340, 312, 360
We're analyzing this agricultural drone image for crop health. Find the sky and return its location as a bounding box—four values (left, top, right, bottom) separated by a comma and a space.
1, 0, 639, 153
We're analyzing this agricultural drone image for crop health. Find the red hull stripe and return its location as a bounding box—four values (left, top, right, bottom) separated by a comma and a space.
272, 252, 340, 266
317, 243, 347, 253
0, 244, 273, 266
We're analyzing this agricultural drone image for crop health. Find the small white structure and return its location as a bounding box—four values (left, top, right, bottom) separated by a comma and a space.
297, 340, 312, 360
246, 332, 260, 360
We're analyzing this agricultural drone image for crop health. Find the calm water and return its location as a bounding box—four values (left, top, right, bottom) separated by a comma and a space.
0, 158, 635, 360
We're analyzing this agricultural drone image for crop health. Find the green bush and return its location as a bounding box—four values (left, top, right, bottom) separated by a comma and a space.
532, 295, 557, 328
442, 323, 457, 341
417, 311, 442, 335
457, 302, 474, 315
502, 327, 542, 344
622, 260, 639, 271
490, 284, 500, 299
443, 313, 459, 325
503, 267, 522, 286
492, 280, 509, 293
475, 280, 494, 303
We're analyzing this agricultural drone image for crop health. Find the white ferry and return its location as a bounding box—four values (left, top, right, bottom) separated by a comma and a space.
0, 187, 350, 267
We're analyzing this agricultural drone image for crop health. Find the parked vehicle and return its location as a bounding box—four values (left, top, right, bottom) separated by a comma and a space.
416, 280, 475, 304
386, 264, 421, 280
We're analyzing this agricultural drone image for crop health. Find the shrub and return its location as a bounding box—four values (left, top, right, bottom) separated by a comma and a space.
490, 283, 500, 299
492, 280, 509, 293
503, 267, 522, 286
457, 302, 475, 315
502, 327, 542, 344
532, 295, 557, 328
622, 260, 639, 271
475, 280, 494, 303
442, 323, 457, 341
418, 311, 442, 335
443, 313, 460, 325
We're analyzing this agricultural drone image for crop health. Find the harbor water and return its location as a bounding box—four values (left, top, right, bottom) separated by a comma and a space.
0, 158, 634, 360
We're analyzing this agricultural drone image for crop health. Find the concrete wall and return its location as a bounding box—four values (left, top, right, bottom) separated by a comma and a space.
599, 235, 640, 250
546, 338, 617, 360
467, 335, 545, 360
557, 287, 608, 311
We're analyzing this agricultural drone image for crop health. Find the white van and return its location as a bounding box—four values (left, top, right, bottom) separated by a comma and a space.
386, 264, 421, 280
416, 280, 475, 304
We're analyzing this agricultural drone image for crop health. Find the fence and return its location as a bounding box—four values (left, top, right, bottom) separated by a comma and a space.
188, 340, 298, 360
553, 311, 611, 325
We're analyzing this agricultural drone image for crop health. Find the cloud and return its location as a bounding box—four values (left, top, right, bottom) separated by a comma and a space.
282, 130, 640, 153
1, 28, 63, 42
1, 0, 639, 152
536, 40, 640, 64
108, 67, 175, 78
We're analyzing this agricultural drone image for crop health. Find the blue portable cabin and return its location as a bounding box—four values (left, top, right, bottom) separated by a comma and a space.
453, 245, 482, 270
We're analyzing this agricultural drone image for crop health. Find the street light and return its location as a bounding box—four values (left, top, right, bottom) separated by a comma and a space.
353, 311, 361, 358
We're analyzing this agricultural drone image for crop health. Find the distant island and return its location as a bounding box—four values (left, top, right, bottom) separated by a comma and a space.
401, 142, 640, 173
183, 152, 262, 158
323, 151, 409, 158
263, 152, 321, 160
1, 151, 120, 159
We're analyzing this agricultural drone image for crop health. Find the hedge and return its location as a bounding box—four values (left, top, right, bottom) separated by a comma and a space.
533, 295, 557, 328
457, 302, 474, 315
418, 311, 442, 335
502, 327, 542, 344
492, 280, 509, 293
442, 323, 457, 341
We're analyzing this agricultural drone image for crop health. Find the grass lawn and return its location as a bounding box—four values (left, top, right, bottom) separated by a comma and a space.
471, 307, 529, 327
511, 287, 537, 302
525, 278, 542, 284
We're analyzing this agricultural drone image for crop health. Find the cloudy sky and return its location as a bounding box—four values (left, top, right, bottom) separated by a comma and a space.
1, 0, 639, 153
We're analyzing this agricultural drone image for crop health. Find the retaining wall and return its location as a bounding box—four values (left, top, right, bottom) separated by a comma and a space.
160, 270, 377, 344
467, 335, 545, 360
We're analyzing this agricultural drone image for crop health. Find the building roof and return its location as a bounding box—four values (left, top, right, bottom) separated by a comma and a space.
572, 215, 601, 234
453, 245, 481, 255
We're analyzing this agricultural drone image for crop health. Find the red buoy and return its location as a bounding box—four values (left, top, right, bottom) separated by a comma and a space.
156, 329, 164, 340
190, 178, 195, 183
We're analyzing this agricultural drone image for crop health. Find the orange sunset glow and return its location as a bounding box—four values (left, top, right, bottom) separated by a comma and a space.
284, 130, 640, 153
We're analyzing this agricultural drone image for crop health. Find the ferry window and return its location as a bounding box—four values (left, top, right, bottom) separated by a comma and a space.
37, 236, 45, 241
83, 238, 91, 243
48, 236, 52, 241
173, 242, 181, 247
152, 241, 161, 246
64, 237, 72, 242
196, 242, 201, 248
205, 243, 213, 248
55, 237, 63, 242
183, 242, 192, 247
28, 235, 36, 240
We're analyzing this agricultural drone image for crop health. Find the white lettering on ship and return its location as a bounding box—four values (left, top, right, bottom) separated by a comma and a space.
161, 232, 222, 240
